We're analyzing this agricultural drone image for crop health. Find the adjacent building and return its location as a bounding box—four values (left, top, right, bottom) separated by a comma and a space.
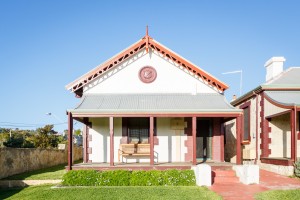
226, 57, 300, 175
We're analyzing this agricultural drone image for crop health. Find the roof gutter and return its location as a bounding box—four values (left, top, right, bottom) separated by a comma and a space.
231, 86, 263, 106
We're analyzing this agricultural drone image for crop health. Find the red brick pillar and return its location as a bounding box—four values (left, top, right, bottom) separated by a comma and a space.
212, 118, 223, 162
236, 115, 242, 164
192, 116, 197, 165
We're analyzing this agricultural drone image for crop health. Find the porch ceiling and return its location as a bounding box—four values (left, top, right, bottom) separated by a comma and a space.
265, 91, 300, 107
68, 93, 242, 116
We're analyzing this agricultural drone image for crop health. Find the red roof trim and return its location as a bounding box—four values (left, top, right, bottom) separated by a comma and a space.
66, 35, 228, 93
148, 39, 228, 92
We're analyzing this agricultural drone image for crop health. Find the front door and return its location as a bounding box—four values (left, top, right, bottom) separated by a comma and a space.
196, 119, 212, 160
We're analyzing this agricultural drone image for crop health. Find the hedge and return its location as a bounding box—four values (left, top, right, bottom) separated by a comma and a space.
295, 159, 300, 178
62, 169, 196, 186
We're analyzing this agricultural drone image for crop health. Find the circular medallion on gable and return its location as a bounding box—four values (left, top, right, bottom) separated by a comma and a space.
139, 66, 157, 83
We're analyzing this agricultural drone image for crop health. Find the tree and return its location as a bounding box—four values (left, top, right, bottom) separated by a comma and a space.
2, 128, 34, 148
32, 125, 58, 148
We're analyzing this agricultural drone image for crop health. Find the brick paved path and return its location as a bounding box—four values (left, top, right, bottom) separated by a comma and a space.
210, 169, 300, 200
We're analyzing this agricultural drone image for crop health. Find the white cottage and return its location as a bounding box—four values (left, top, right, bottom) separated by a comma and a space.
65, 30, 242, 170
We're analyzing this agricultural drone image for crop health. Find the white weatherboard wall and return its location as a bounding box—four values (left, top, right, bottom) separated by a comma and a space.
155, 118, 187, 162
89, 118, 109, 162
88, 118, 186, 163
84, 49, 217, 94
89, 118, 122, 163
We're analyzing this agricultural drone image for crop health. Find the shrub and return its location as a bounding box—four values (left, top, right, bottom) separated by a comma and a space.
62, 170, 100, 186
99, 170, 131, 186
294, 159, 300, 177
130, 170, 164, 186
62, 169, 196, 186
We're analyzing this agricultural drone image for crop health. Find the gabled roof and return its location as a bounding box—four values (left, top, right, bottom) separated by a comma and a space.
66, 32, 228, 95
231, 67, 300, 106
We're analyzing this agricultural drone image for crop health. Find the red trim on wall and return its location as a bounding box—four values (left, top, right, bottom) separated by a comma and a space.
236, 115, 242, 164
240, 101, 251, 143
192, 117, 197, 165
265, 110, 291, 119
184, 118, 192, 162
264, 93, 295, 109
220, 119, 225, 162
71, 113, 242, 118
291, 109, 297, 161
261, 157, 294, 166
240, 101, 251, 109
260, 93, 271, 158
212, 118, 223, 162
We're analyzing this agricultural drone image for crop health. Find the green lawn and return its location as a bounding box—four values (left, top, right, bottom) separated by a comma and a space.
255, 189, 300, 200
2, 163, 67, 180
0, 185, 221, 200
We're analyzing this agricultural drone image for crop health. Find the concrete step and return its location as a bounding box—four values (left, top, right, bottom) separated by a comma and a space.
212, 170, 239, 184
213, 176, 240, 184
211, 166, 233, 171
213, 170, 236, 177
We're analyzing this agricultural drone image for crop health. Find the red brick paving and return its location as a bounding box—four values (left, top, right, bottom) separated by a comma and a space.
210, 169, 300, 200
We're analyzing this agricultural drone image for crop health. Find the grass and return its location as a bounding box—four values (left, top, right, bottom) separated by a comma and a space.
0, 185, 221, 200
255, 189, 300, 200
2, 163, 67, 180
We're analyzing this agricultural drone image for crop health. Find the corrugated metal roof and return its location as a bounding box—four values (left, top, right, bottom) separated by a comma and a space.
265, 67, 300, 86
71, 93, 239, 114
231, 67, 300, 106
265, 91, 300, 106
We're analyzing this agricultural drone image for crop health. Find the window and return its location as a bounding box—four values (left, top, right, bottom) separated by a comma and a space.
243, 106, 250, 142
240, 101, 251, 143
127, 118, 149, 144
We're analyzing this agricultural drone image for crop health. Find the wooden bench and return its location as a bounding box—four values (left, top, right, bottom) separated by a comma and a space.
118, 144, 157, 163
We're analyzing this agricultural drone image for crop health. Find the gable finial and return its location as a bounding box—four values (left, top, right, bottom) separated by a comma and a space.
146, 25, 149, 37
145, 25, 149, 53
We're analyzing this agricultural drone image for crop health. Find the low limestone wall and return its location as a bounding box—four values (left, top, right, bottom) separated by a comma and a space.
0, 146, 82, 179
259, 163, 294, 176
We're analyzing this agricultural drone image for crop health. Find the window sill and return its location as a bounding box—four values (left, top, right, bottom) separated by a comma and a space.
242, 140, 251, 145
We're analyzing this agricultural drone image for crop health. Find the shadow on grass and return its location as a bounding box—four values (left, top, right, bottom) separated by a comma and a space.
2, 160, 82, 180
2, 163, 66, 180
0, 187, 26, 199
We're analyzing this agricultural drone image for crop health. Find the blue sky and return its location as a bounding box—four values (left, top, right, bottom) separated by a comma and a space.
1, 0, 299, 132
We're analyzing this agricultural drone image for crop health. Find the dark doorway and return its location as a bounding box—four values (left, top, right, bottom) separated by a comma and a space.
196, 119, 212, 160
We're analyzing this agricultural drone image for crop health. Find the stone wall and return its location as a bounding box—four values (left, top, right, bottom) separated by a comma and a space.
0, 146, 82, 179
224, 119, 237, 163
259, 163, 294, 176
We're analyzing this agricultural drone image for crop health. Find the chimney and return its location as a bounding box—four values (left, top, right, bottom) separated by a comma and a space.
264, 57, 285, 82
231, 94, 237, 102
